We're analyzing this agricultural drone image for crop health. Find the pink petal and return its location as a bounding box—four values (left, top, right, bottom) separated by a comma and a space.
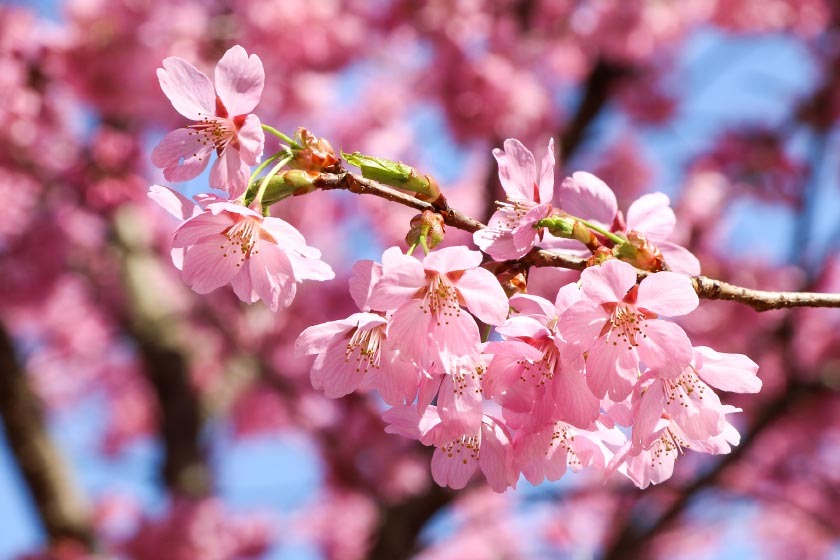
558, 171, 617, 226
214, 45, 265, 116
637, 271, 699, 316
631, 379, 665, 450
437, 371, 483, 436
172, 211, 232, 248
434, 313, 482, 372
236, 114, 265, 165
210, 147, 249, 199
370, 353, 420, 406
295, 317, 355, 356
557, 301, 605, 347
181, 237, 241, 294
536, 138, 555, 204
387, 303, 433, 365
586, 336, 638, 401
310, 336, 364, 398
693, 346, 761, 393
382, 404, 441, 441
637, 320, 693, 377
156, 57, 215, 120
230, 265, 257, 303
552, 369, 600, 429
248, 242, 296, 311
260, 217, 315, 257
148, 185, 200, 220
554, 283, 582, 315
479, 419, 517, 492
580, 259, 637, 304
493, 316, 550, 340
626, 192, 675, 241
509, 293, 555, 318
455, 267, 509, 325
431, 443, 478, 490
494, 138, 536, 201
368, 260, 426, 311
658, 241, 702, 276
348, 260, 382, 311
287, 252, 334, 282
424, 246, 483, 274
151, 128, 212, 182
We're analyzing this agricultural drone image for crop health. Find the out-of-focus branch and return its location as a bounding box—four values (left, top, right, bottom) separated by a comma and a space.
368, 483, 454, 560
0, 320, 94, 548
559, 60, 628, 160
113, 223, 212, 499
315, 172, 840, 310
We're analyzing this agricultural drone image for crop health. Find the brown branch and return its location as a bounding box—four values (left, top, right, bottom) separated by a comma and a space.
314, 172, 840, 311
0, 320, 94, 548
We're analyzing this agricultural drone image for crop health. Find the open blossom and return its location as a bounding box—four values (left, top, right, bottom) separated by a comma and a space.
484, 285, 599, 431
383, 405, 518, 492
296, 261, 419, 405
368, 246, 509, 371
151, 45, 265, 199
559, 259, 699, 401
149, 185, 333, 311
550, 173, 700, 275
473, 138, 555, 260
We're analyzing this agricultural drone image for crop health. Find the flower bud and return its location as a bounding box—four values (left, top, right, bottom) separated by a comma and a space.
342, 152, 441, 201
289, 127, 339, 172
613, 231, 666, 271
406, 210, 445, 250
244, 170, 320, 207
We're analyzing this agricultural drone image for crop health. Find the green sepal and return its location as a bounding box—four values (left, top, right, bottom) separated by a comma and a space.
342, 151, 439, 199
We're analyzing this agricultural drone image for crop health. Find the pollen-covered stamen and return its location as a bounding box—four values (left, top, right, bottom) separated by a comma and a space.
441, 434, 480, 465
345, 325, 384, 374
662, 370, 706, 408
517, 340, 557, 386
188, 113, 238, 158
601, 303, 651, 350
420, 274, 461, 326
547, 422, 582, 468
650, 427, 688, 466
481, 200, 537, 240
220, 217, 261, 265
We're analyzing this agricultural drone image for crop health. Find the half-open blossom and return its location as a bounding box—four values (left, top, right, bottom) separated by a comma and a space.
559, 259, 698, 401
149, 185, 333, 311
368, 246, 509, 372
473, 138, 555, 260
152, 45, 265, 199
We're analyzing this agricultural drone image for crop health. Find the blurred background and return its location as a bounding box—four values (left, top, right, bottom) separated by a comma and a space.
1, 0, 840, 558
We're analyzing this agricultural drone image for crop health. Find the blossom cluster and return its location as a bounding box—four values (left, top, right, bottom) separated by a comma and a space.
152, 46, 761, 493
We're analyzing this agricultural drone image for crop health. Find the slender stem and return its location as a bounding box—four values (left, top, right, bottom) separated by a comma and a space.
249, 150, 286, 184
577, 218, 625, 245
253, 155, 293, 209
261, 124, 302, 149
406, 243, 418, 256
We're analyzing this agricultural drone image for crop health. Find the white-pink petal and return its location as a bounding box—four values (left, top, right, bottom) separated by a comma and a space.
148, 185, 201, 221
214, 45, 265, 117
580, 259, 636, 304
156, 57, 215, 121
455, 267, 509, 325
236, 114, 265, 165
636, 271, 699, 317
151, 128, 212, 183
693, 346, 761, 393
494, 138, 537, 202
536, 138, 555, 204
181, 237, 242, 294
558, 171, 617, 226
626, 192, 675, 241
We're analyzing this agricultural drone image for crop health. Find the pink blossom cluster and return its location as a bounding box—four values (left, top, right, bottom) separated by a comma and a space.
149, 45, 334, 312
295, 140, 762, 492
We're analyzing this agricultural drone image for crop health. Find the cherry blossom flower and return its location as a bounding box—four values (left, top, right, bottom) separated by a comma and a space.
559, 259, 698, 401
152, 45, 265, 199
383, 405, 518, 492
368, 245, 509, 372
296, 261, 420, 405
473, 138, 555, 260
149, 185, 333, 311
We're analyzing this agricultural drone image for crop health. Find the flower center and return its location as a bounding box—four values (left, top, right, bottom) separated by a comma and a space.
602, 303, 649, 350
518, 340, 557, 386
548, 422, 582, 468
421, 275, 461, 325
221, 217, 261, 264
345, 325, 384, 374
188, 114, 237, 157
663, 370, 705, 408
441, 434, 480, 464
